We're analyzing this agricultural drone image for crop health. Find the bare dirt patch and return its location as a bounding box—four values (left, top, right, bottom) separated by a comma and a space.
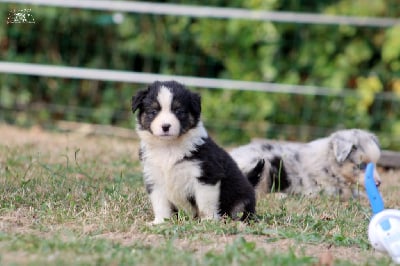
0, 124, 139, 163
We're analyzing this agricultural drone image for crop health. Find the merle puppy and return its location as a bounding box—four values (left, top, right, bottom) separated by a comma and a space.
230, 129, 381, 200
132, 80, 260, 224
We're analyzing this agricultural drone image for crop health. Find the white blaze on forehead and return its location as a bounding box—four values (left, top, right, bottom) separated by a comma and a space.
150, 85, 181, 137
157, 86, 173, 111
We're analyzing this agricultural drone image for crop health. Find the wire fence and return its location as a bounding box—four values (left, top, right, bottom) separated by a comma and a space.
3, 0, 400, 27
1, 1, 400, 149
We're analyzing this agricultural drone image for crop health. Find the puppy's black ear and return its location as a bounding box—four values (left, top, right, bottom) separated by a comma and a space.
131, 88, 148, 113
190, 92, 201, 118
331, 137, 354, 163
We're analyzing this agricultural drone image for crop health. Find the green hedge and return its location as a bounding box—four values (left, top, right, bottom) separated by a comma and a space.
1, 0, 399, 148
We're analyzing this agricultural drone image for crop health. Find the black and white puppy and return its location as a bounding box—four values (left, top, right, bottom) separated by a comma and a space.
132, 80, 258, 224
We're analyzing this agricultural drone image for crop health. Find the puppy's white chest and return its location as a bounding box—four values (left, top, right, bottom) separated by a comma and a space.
143, 147, 202, 210
168, 160, 201, 200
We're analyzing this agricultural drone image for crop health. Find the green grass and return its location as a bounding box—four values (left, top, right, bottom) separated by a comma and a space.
0, 233, 319, 266
0, 128, 396, 265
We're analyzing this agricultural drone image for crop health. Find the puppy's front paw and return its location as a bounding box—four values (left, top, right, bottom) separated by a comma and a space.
148, 217, 167, 225
199, 211, 220, 222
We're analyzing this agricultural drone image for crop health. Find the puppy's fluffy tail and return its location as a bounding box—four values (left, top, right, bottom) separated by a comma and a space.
246, 159, 265, 187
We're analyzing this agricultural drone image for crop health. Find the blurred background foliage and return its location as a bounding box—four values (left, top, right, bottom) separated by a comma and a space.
0, 0, 400, 149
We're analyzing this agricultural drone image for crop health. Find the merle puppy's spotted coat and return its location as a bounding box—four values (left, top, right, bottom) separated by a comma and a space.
132, 80, 258, 224
230, 129, 382, 200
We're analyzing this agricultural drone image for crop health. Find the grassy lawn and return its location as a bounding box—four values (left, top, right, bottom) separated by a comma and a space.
0, 124, 398, 265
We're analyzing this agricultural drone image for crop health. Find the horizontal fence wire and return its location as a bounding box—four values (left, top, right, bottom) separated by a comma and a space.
1, 0, 400, 27
0, 61, 368, 97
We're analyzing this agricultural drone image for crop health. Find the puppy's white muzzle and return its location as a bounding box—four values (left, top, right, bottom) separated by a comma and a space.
151, 112, 180, 138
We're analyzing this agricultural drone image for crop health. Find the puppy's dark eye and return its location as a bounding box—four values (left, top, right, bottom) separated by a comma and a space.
357, 162, 367, 170
174, 108, 185, 117
146, 108, 158, 117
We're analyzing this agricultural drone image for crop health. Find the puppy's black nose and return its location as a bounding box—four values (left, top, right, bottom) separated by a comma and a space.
376, 180, 381, 187
162, 123, 171, 132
